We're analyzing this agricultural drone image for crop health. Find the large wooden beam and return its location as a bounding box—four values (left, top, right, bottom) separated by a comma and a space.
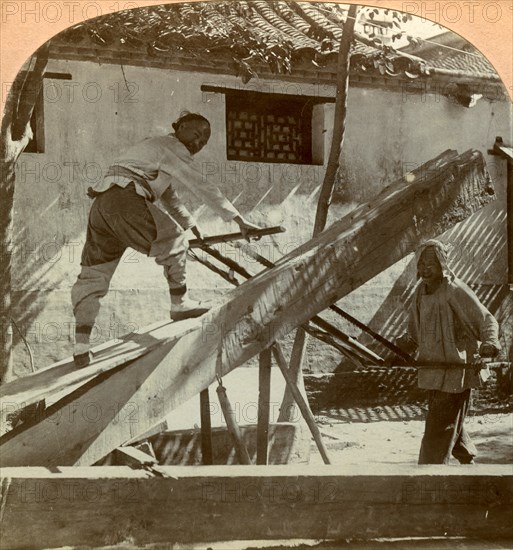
1, 465, 512, 549
0, 149, 495, 467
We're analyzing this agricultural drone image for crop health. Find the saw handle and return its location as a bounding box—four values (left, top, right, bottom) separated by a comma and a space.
189, 226, 285, 248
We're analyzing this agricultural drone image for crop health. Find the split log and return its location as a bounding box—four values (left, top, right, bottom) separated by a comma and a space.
0, 149, 495, 467
195, 241, 384, 365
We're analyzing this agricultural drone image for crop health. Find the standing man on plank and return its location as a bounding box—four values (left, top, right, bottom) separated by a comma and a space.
71, 112, 258, 368
397, 240, 501, 464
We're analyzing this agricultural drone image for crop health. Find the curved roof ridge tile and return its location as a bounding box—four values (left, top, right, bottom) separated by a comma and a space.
292, 2, 340, 40
253, 0, 321, 50
274, 1, 312, 35
241, 1, 305, 51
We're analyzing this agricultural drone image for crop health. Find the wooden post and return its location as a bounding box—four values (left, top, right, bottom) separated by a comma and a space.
199, 388, 213, 465
277, 329, 307, 422
272, 345, 331, 465
257, 348, 272, 465
488, 137, 513, 284
216, 381, 252, 465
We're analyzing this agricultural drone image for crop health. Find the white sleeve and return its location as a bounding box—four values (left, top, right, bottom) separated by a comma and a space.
158, 143, 240, 222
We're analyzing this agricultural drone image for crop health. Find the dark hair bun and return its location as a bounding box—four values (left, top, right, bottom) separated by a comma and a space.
173, 111, 210, 130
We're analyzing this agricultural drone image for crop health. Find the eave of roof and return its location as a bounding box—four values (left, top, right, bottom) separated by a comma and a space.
400, 31, 499, 81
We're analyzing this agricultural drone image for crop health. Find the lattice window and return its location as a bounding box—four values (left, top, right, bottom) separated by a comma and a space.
225, 93, 314, 164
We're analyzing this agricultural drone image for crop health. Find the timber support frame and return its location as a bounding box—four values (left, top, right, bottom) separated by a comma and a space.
0, 148, 497, 468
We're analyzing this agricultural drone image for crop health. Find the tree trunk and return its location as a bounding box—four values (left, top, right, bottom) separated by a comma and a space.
0, 43, 50, 384
0, 159, 16, 384
279, 4, 358, 421
313, 4, 357, 234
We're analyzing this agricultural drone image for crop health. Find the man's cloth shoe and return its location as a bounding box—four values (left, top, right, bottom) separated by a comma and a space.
170, 295, 211, 321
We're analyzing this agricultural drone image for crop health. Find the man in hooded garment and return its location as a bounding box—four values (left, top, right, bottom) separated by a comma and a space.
398, 240, 501, 464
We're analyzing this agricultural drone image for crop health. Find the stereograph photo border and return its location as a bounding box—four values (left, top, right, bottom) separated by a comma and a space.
1, 0, 512, 549
2, 0, 512, 93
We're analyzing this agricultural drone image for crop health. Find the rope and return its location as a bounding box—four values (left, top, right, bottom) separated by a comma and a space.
10, 318, 35, 373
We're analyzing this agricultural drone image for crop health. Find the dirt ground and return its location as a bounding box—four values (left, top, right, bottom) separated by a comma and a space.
310, 410, 513, 466
165, 366, 513, 467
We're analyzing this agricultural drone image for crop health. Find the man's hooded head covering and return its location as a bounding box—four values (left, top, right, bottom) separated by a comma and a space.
415, 239, 455, 281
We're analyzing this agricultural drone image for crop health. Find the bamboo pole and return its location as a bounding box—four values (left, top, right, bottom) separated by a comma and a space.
285, 3, 359, 421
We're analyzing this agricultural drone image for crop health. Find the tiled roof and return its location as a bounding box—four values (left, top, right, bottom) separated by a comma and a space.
401, 33, 499, 80
54, 3, 502, 85
56, 2, 427, 80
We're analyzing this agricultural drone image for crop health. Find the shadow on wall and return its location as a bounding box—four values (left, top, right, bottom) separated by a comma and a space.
9, 224, 73, 376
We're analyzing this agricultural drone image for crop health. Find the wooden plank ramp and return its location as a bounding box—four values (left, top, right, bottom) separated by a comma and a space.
1, 464, 512, 548
0, 149, 496, 467
0, 318, 200, 424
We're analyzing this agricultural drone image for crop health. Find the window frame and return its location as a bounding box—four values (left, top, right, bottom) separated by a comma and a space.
201, 85, 334, 166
